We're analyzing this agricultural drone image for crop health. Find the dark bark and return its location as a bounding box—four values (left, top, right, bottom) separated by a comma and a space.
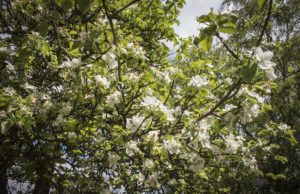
33, 162, 52, 194
33, 176, 51, 194
0, 157, 8, 194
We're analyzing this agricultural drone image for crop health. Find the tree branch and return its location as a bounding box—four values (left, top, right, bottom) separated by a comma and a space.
197, 78, 242, 122
256, 0, 273, 47
216, 33, 241, 62
112, 0, 144, 17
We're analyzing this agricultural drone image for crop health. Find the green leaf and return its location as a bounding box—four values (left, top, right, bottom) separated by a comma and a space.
208, 11, 216, 21
77, 0, 91, 13
56, 0, 74, 11
73, 149, 83, 155
274, 155, 288, 164
37, 21, 49, 37
257, 0, 266, 10
200, 36, 213, 52
266, 172, 276, 180
219, 26, 236, 34
198, 170, 209, 180
241, 63, 257, 83
275, 174, 286, 180
193, 37, 200, 45
197, 15, 210, 23
201, 25, 217, 37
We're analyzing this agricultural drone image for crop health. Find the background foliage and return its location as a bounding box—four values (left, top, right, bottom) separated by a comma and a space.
0, 0, 299, 193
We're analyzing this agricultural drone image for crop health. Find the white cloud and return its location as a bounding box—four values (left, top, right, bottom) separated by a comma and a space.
174, 0, 223, 38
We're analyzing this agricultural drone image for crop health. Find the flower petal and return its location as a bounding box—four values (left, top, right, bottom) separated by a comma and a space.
258, 61, 276, 70
260, 51, 273, 61
265, 68, 277, 81
254, 47, 263, 57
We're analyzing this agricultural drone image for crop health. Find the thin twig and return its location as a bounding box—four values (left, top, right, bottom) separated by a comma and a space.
164, 80, 175, 105
197, 78, 242, 122
256, 0, 273, 47
216, 33, 241, 62
112, 0, 144, 17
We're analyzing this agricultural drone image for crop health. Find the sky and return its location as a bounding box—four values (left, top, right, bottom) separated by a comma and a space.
174, 0, 223, 38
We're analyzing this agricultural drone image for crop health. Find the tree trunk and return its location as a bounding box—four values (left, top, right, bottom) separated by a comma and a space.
33, 176, 51, 194
0, 157, 8, 194
33, 162, 52, 194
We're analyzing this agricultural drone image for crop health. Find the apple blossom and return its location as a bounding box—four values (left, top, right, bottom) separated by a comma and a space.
126, 115, 145, 132
60, 58, 82, 69
164, 137, 181, 154
146, 130, 160, 142
106, 91, 122, 106
95, 75, 110, 88
102, 53, 118, 69
147, 172, 159, 187
108, 153, 120, 166
125, 140, 140, 156
188, 75, 208, 88
255, 47, 277, 80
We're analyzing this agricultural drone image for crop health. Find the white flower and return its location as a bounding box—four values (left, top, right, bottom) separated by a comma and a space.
60, 58, 82, 69
224, 134, 243, 154
147, 172, 159, 187
168, 179, 177, 186
67, 132, 76, 140
241, 114, 251, 124
137, 173, 145, 182
108, 153, 120, 166
95, 75, 110, 88
206, 63, 213, 68
222, 104, 237, 112
106, 91, 121, 106
265, 68, 277, 81
79, 31, 89, 42
102, 53, 118, 69
141, 96, 175, 122
160, 105, 175, 122
250, 104, 259, 117
197, 129, 211, 149
243, 156, 257, 169
24, 82, 37, 91
241, 103, 259, 124
247, 91, 265, 103
125, 140, 140, 156
255, 47, 273, 62
126, 115, 145, 132
168, 67, 181, 75
188, 75, 208, 88
162, 71, 171, 83
164, 138, 181, 154
173, 106, 182, 116
52, 85, 64, 93
147, 130, 160, 142
60, 104, 72, 115
141, 96, 161, 108
43, 100, 53, 110
189, 157, 205, 172
143, 159, 155, 169
199, 119, 210, 131
0, 47, 8, 53
53, 114, 64, 126
278, 123, 291, 131
254, 47, 277, 80
127, 72, 140, 81
225, 77, 233, 84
